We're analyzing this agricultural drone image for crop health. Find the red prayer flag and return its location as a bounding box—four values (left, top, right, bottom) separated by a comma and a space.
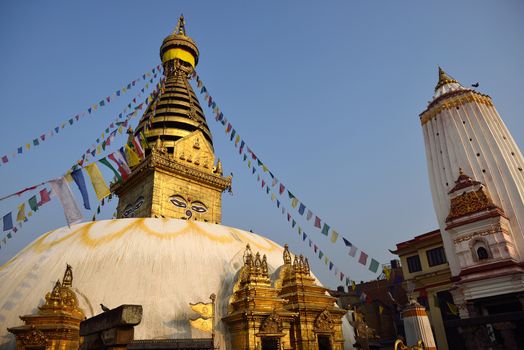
314, 216, 321, 228
359, 251, 368, 265
39, 189, 51, 205
279, 184, 285, 195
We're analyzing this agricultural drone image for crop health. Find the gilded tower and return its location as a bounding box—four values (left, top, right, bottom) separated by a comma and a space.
112, 16, 231, 223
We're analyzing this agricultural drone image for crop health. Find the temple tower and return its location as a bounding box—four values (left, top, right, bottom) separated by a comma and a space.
112, 16, 231, 223
420, 68, 524, 312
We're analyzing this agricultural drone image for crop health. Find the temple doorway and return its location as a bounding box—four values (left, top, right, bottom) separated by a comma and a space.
318, 335, 332, 350
261, 337, 279, 350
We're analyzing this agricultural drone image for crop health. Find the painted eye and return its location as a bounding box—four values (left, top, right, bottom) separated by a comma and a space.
134, 196, 144, 210
170, 195, 187, 208
123, 205, 133, 218
191, 201, 207, 213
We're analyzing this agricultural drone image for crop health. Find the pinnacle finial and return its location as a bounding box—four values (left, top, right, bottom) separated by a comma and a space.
435, 66, 459, 91
62, 263, 73, 287
175, 14, 186, 35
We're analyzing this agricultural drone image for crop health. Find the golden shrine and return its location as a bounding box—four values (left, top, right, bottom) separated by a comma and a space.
7, 265, 85, 350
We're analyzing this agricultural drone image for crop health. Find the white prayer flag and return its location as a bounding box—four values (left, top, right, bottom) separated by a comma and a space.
50, 177, 83, 226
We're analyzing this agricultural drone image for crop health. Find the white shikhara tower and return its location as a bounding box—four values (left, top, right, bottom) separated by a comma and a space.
421, 68, 524, 314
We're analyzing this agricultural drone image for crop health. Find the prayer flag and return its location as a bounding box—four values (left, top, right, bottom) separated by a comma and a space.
321, 223, 330, 236
447, 302, 458, 316
1, 156, 7, 163
16, 203, 26, 222
291, 198, 298, 208
329, 262, 334, 270
39, 189, 51, 205
271, 193, 276, 201
28, 195, 38, 211
234, 135, 240, 146
33, 139, 39, 146
292, 219, 296, 228
226, 123, 232, 133
352, 281, 356, 291
306, 210, 313, 221
108, 151, 131, 180
342, 237, 352, 246
276, 200, 280, 208
239, 140, 245, 154
369, 258, 380, 273
99, 158, 122, 183
125, 144, 141, 167
340, 272, 344, 281
17, 147, 22, 154
298, 203, 306, 215
349, 245, 357, 257
319, 251, 324, 259
359, 251, 368, 265
72, 169, 91, 210
3, 213, 13, 231
346, 277, 350, 286
230, 129, 236, 141
302, 232, 307, 241
132, 137, 145, 158
314, 216, 321, 228
384, 267, 391, 280
331, 230, 339, 243
50, 177, 83, 226
314, 244, 318, 253
279, 184, 285, 195
379, 305, 384, 314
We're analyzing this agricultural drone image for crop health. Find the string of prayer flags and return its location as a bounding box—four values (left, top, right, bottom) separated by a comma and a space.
195, 71, 383, 275
0, 65, 162, 168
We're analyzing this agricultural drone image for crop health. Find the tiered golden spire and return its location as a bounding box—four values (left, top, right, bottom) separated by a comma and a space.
134, 15, 211, 155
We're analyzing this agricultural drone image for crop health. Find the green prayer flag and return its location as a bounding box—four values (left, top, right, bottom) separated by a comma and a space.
99, 158, 122, 183
28, 196, 39, 211
369, 258, 380, 273
321, 223, 330, 236
319, 251, 324, 259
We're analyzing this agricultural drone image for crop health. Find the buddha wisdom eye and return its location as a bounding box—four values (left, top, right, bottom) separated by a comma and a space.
123, 205, 133, 217
170, 195, 187, 208
134, 196, 144, 210
191, 202, 207, 213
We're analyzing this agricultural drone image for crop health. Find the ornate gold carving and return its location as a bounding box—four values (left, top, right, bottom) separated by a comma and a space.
446, 188, 496, 222
452, 224, 506, 244
394, 339, 425, 350
420, 90, 493, 125
21, 326, 48, 346
260, 312, 284, 334
314, 310, 334, 332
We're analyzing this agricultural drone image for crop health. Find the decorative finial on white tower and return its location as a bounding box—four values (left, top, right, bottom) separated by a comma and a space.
433, 67, 464, 99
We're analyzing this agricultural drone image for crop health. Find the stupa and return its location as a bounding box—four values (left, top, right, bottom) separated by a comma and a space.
0, 16, 352, 350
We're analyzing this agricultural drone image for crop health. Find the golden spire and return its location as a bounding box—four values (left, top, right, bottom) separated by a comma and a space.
175, 14, 186, 36
283, 244, 292, 264
435, 67, 459, 91
62, 264, 73, 287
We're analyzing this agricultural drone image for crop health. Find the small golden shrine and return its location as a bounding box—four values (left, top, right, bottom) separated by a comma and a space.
7, 265, 85, 350
223, 244, 347, 350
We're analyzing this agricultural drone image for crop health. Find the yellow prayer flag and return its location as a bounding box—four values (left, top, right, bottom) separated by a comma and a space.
16, 203, 26, 222
101, 132, 105, 139
248, 160, 251, 168
190, 302, 213, 318
262, 165, 268, 173
64, 171, 74, 183
352, 281, 356, 291
271, 193, 276, 201
291, 198, 298, 208
27, 211, 33, 217
25, 144, 30, 150
330, 230, 339, 243
384, 267, 391, 280
447, 302, 458, 316
189, 317, 212, 333
324, 256, 329, 265
118, 126, 123, 134
96, 145, 102, 155
125, 144, 141, 167
93, 104, 98, 111
85, 163, 110, 201
379, 305, 384, 314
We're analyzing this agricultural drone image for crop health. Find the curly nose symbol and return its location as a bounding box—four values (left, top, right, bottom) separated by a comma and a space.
185, 209, 193, 219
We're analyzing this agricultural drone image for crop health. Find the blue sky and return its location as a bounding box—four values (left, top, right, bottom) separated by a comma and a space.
0, 0, 523, 287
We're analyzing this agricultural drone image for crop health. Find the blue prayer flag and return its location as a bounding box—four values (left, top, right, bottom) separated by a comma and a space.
3, 213, 13, 231
72, 169, 91, 210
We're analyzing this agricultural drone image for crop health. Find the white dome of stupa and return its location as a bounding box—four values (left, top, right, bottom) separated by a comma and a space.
0, 218, 295, 349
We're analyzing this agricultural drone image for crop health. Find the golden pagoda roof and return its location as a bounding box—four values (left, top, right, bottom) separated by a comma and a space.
435, 67, 459, 91
135, 15, 212, 152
